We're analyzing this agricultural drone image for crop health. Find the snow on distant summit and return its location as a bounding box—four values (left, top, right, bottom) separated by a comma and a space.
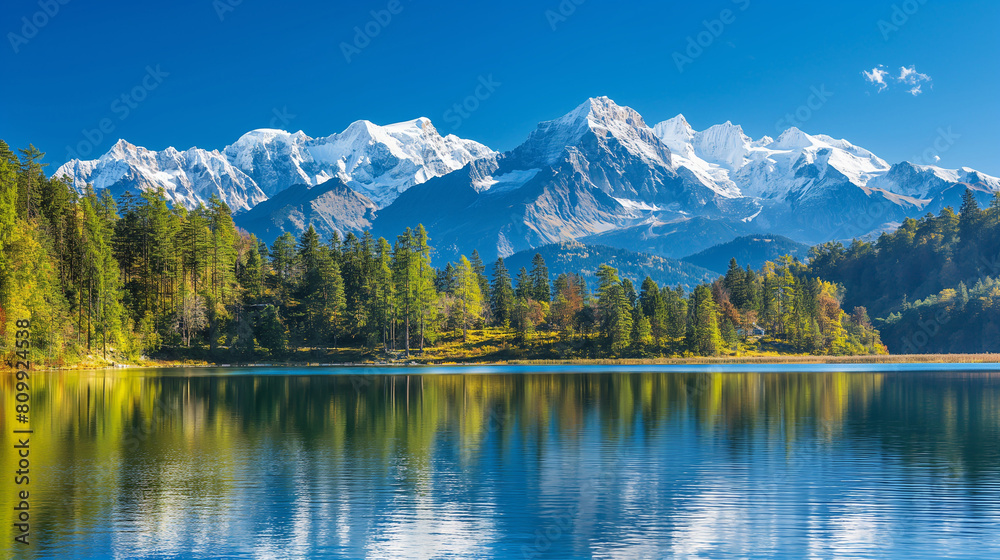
54, 139, 267, 212
223, 129, 317, 197
224, 117, 494, 207
503, 97, 739, 204
54, 117, 494, 212
652, 118, 892, 201
376, 97, 754, 261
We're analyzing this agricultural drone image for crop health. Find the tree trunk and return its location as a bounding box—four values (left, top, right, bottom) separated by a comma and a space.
102, 293, 107, 360
78, 289, 83, 346
405, 314, 410, 357
87, 278, 92, 351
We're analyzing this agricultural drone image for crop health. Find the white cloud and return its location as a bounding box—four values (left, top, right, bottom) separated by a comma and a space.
897, 65, 932, 95
862, 64, 933, 95
863, 66, 890, 92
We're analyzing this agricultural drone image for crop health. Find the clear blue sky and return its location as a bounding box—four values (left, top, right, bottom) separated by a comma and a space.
2, 0, 998, 175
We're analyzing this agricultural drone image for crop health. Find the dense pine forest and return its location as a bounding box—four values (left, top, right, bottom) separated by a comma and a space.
0, 142, 888, 366
808, 190, 1000, 354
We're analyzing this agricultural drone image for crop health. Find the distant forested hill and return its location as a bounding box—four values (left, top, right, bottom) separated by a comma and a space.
503, 242, 716, 292
807, 190, 1000, 353
683, 235, 812, 274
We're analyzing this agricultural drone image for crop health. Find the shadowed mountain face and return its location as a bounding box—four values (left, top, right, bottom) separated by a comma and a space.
235, 179, 378, 245
374, 98, 750, 262
55, 97, 1000, 261
580, 216, 762, 261
373, 154, 645, 262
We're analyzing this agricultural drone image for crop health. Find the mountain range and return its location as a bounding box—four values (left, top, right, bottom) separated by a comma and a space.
53, 97, 1000, 263
54, 118, 492, 213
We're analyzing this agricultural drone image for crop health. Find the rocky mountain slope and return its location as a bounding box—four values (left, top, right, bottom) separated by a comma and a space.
235, 179, 378, 245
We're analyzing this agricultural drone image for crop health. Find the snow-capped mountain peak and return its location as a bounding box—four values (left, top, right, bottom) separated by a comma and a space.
54, 139, 267, 212
108, 138, 136, 152
867, 161, 1000, 199
55, 118, 494, 212
650, 115, 898, 200
773, 127, 816, 150
694, 121, 752, 170
222, 128, 317, 197
651, 116, 745, 198
577, 96, 648, 127
517, 97, 673, 170
302, 116, 495, 206
652, 114, 696, 156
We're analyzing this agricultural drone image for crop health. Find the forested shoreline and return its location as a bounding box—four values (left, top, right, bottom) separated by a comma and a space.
809, 189, 1000, 353
1, 142, 888, 366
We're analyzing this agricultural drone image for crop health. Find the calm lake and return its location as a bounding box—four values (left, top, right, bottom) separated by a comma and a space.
4, 365, 1000, 559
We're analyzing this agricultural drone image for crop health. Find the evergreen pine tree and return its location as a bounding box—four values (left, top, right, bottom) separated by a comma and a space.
596, 265, 632, 354
530, 253, 550, 303
959, 188, 984, 244
239, 235, 264, 303
688, 284, 723, 356
490, 257, 515, 328
414, 225, 436, 351
471, 250, 490, 311
515, 267, 532, 300
455, 255, 483, 342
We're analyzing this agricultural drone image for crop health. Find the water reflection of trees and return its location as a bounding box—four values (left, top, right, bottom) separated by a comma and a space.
11, 370, 1000, 459
3, 369, 1000, 555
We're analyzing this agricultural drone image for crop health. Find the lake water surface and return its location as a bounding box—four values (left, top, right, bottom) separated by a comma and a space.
3, 365, 1000, 559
